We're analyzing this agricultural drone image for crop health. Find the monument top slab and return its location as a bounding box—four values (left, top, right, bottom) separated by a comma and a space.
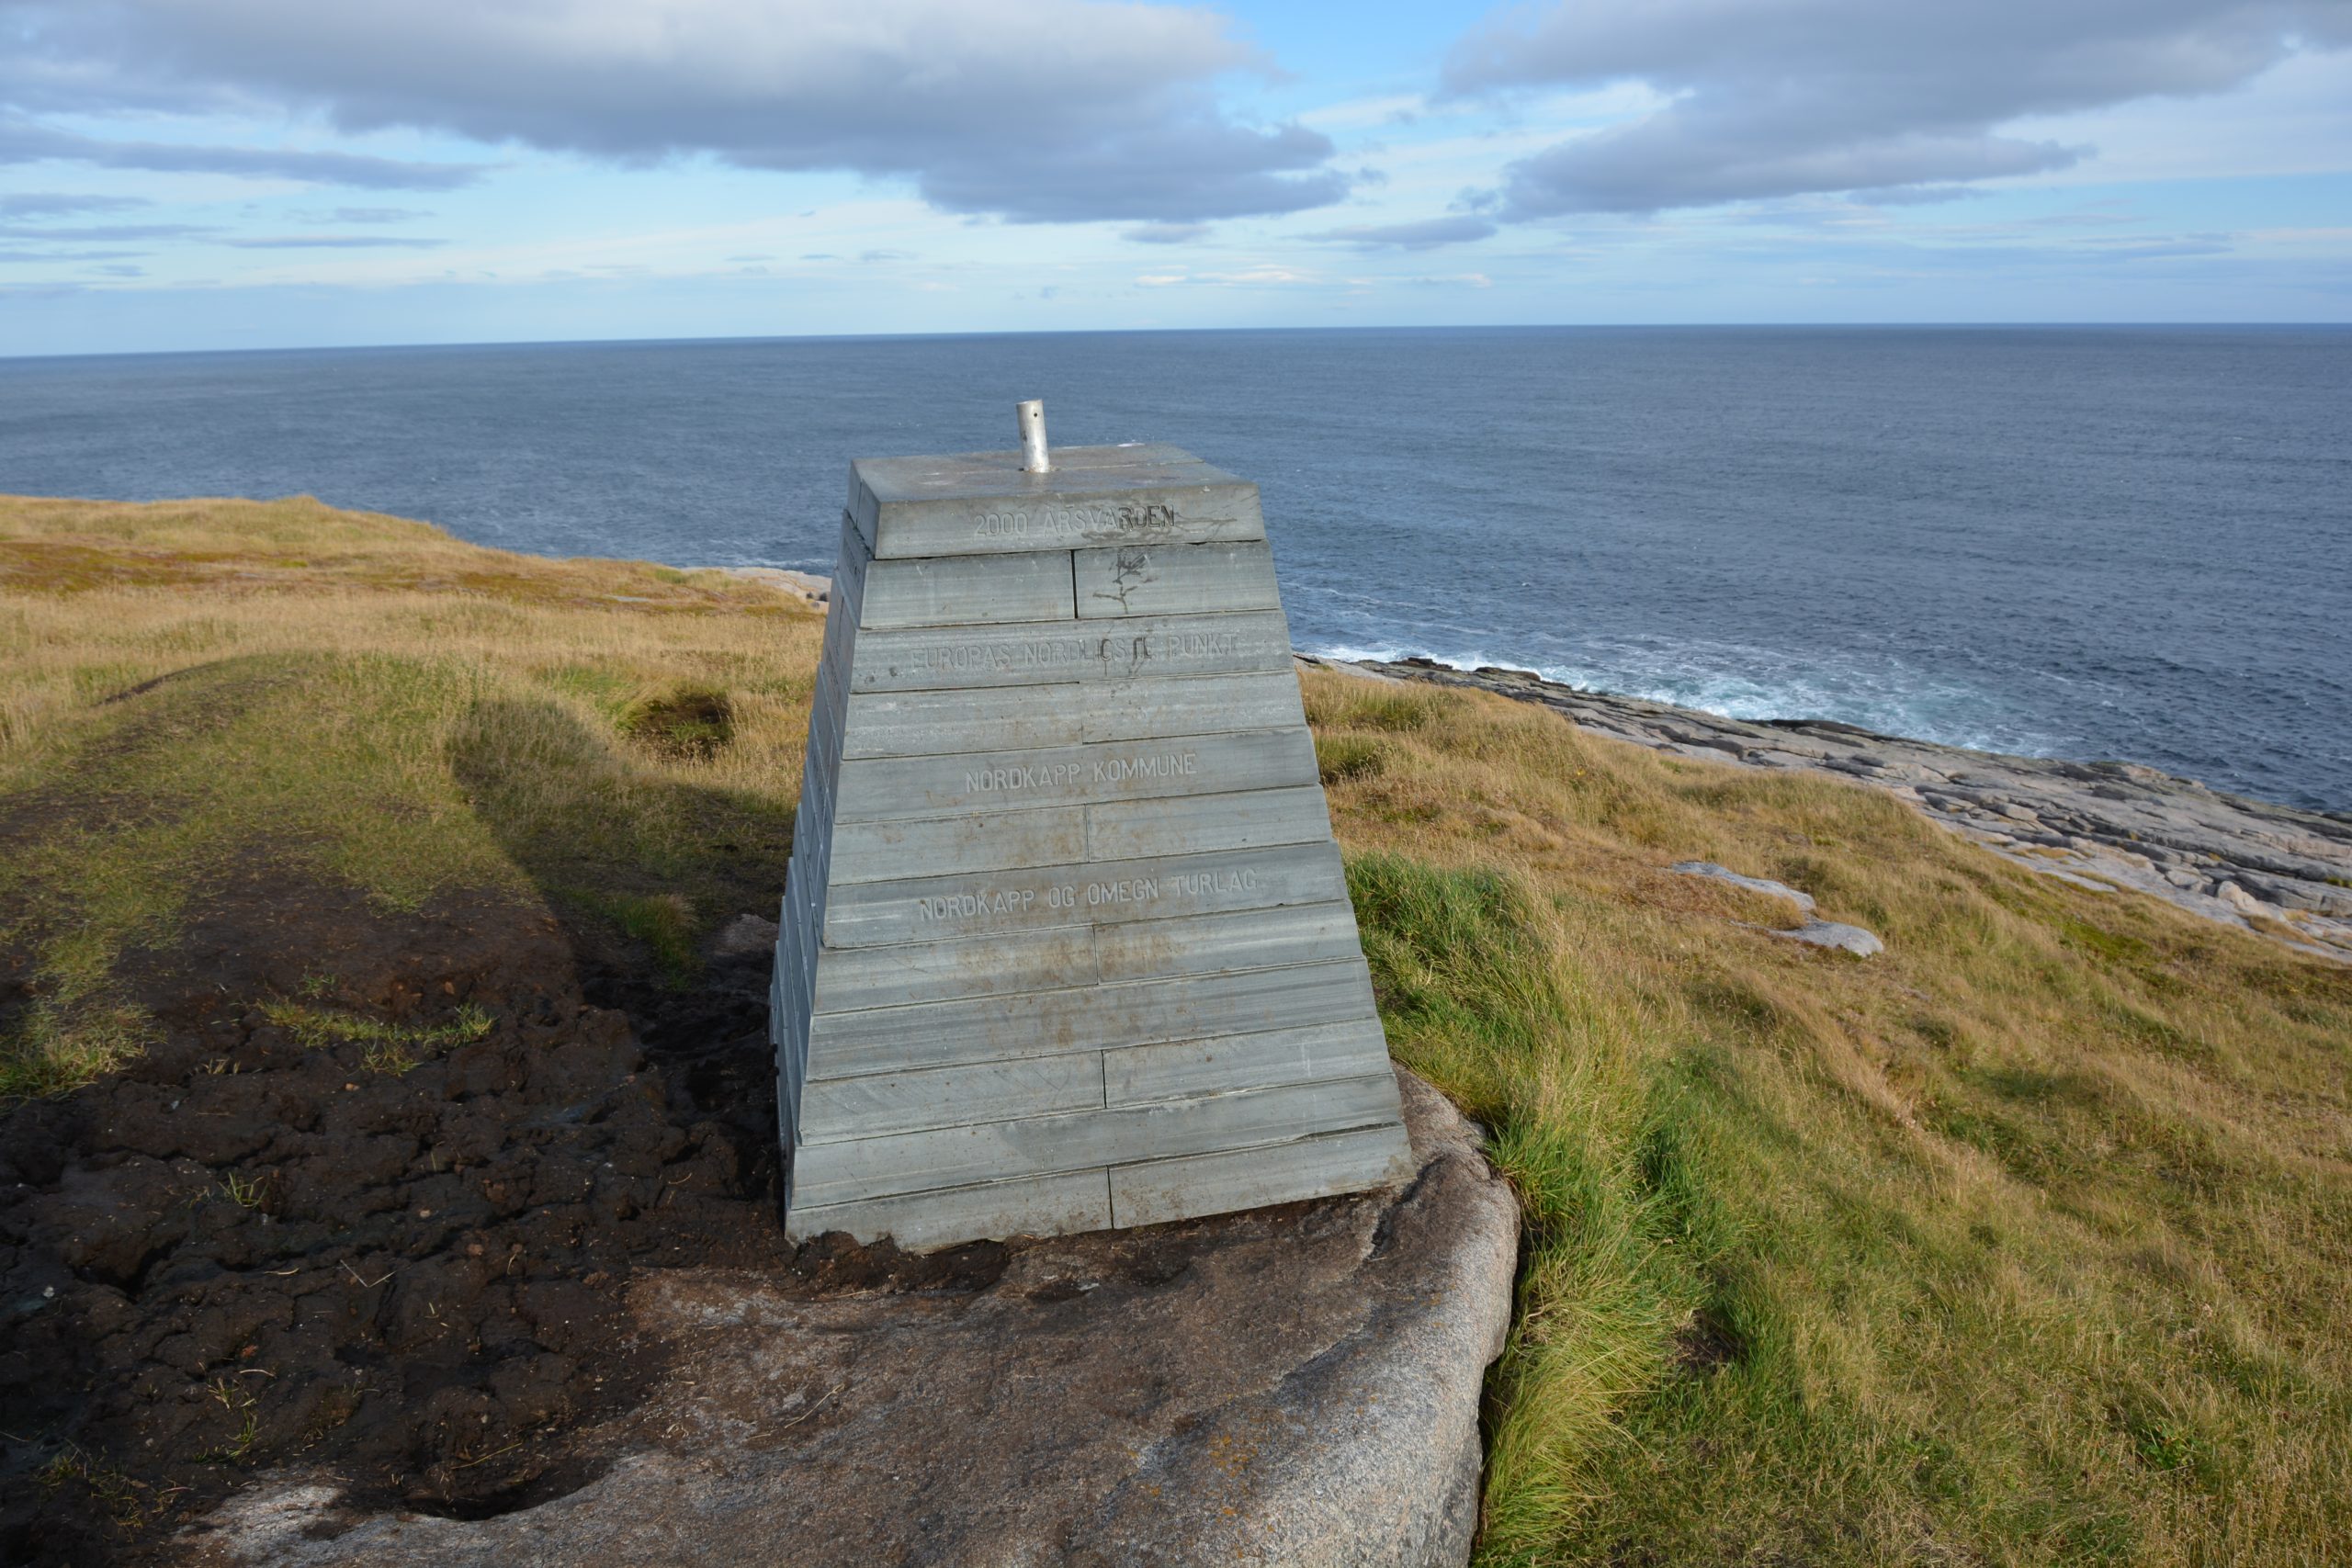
854, 442, 1242, 503
848, 443, 1266, 558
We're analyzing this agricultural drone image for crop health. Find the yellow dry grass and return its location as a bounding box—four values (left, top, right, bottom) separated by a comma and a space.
6, 493, 2350, 1563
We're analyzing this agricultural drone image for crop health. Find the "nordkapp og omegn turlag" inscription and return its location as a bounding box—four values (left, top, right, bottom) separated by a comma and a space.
913, 863, 1263, 924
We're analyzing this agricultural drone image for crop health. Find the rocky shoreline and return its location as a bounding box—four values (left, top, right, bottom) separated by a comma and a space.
1304, 655, 2352, 964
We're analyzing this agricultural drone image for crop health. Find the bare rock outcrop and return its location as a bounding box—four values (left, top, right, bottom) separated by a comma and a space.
1325, 655, 2352, 964
181, 1070, 1519, 1568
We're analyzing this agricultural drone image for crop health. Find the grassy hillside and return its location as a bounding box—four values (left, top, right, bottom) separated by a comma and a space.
6, 495, 2349, 1563
0, 493, 820, 1100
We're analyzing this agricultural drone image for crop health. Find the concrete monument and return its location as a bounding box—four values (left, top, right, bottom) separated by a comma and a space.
773, 405, 1414, 1248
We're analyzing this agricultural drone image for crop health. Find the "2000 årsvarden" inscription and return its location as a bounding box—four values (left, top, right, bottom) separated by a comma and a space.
971, 501, 1180, 540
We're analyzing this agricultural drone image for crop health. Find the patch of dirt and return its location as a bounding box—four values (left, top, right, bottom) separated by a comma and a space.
1671, 1306, 1745, 1374
621, 688, 734, 761
0, 869, 818, 1564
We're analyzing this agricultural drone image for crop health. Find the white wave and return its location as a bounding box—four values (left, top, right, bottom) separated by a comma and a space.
1300, 633, 2065, 758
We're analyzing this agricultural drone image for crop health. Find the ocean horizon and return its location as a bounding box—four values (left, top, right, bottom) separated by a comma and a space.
5, 323, 2347, 810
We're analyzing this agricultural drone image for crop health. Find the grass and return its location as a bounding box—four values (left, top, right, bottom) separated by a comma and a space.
6, 494, 2351, 1562
0, 493, 818, 1100
1304, 670, 2352, 1565
258, 998, 496, 1053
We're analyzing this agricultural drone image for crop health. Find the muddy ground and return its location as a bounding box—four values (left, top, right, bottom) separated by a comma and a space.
0, 870, 1001, 1565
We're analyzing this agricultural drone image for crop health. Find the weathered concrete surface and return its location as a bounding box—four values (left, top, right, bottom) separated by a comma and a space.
1325, 655, 2352, 964
179, 1069, 1518, 1568
779, 446, 1414, 1247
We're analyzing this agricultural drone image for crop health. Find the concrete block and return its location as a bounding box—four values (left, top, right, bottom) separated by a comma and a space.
859, 549, 1076, 629
1108, 1122, 1417, 1230
803, 958, 1377, 1080
810, 921, 1100, 1013
1074, 541, 1280, 619
846, 610, 1293, 694
819, 839, 1351, 948
1094, 610, 1297, 684
821, 786, 1332, 886
790, 1073, 1402, 1208
1103, 1016, 1393, 1106
785, 1168, 1114, 1247
797, 1051, 1108, 1145
831, 728, 1316, 822
1086, 671, 1306, 744
827, 804, 1091, 886
1083, 784, 1333, 862
852, 445, 1265, 559
808, 900, 1365, 1014
836, 671, 1306, 760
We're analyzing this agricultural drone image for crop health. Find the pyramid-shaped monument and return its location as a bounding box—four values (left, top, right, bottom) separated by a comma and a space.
774, 416, 1413, 1249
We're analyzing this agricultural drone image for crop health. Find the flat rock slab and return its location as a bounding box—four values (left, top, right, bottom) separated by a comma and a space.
1668, 862, 1885, 955
180, 1070, 1517, 1568
1670, 860, 1818, 915
1777, 919, 1884, 956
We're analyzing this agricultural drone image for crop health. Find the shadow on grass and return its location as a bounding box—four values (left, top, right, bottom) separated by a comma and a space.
447, 694, 795, 1075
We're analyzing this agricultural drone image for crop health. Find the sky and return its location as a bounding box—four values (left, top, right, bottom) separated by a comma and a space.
3, 0, 2349, 355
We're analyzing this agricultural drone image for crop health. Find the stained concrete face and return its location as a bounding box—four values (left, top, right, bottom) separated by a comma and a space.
775, 443, 1414, 1247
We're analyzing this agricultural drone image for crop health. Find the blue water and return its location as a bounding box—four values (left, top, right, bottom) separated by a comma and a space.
4, 327, 2348, 810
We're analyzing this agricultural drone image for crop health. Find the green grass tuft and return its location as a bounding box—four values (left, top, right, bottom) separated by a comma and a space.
1316, 735, 1385, 784
259, 998, 493, 1056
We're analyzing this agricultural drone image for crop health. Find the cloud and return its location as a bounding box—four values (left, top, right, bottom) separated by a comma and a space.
0, 117, 485, 188
1133, 264, 1318, 286
2, 0, 1347, 223
218, 234, 447, 248
858, 249, 913, 263
0, 221, 212, 240
1123, 221, 1210, 243
1443, 0, 2352, 215
312, 206, 430, 223
0, 247, 145, 262
1302, 215, 1496, 250
0, 191, 152, 217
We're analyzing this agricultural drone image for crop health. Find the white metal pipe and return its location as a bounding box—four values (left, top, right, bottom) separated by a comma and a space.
1016, 399, 1050, 473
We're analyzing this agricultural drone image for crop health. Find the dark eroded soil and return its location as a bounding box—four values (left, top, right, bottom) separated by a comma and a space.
0, 872, 840, 1564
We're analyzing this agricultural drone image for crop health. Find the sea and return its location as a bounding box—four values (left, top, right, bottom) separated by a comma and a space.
3, 326, 2347, 811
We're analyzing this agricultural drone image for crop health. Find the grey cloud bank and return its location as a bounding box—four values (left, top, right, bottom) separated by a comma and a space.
3, 0, 1347, 223
0, 117, 484, 189
1444, 0, 2352, 215
220, 234, 447, 249
1303, 215, 1498, 250
0, 191, 152, 217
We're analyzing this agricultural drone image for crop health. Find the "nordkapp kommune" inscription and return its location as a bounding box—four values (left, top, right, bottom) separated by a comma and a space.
914, 863, 1261, 924
962, 749, 1198, 796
